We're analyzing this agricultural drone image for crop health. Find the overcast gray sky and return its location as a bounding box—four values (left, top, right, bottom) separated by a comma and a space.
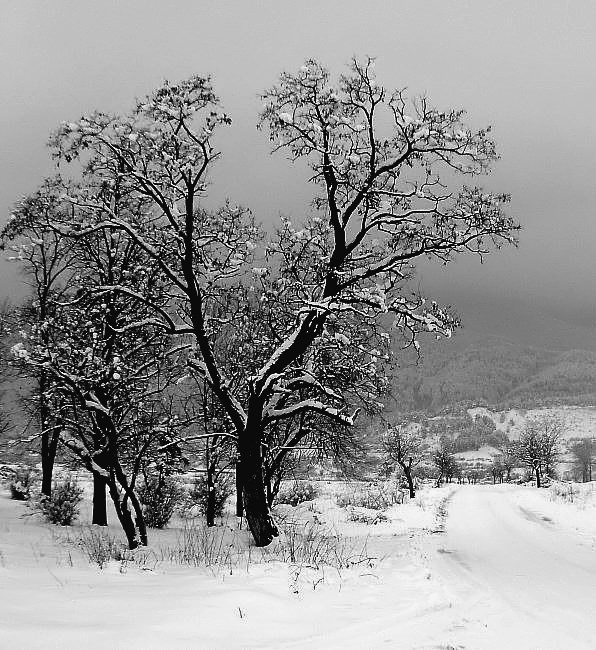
2, 0, 595, 343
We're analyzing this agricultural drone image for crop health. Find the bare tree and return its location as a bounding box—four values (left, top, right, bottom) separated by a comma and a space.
499, 446, 516, 482
1, 186, 77, 496
490, 457, 504, 484
383, 422, 427, 498
516, 418, 563, 488
433, 441, 456, 486
6, 189, 185, 548
570, 438, 593, 483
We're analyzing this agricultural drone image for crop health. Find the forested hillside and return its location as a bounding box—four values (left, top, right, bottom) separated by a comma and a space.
392, 335, 596, 415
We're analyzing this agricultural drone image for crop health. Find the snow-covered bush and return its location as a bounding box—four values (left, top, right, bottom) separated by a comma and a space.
275, 520, 373, 569
38, 478, 83, 526
8, 466, 38, 501
77, 527, 127, 569
346, 507, 389, 525
275, 482, 318, 507
182, 475, 234, 520
336, 481, 403, 510
138, 473, 184, 529
163, 520, 241, 567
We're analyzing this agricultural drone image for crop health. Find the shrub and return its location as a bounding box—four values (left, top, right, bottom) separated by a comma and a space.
184, 474, 234, 519
38, 478, 83, 525
275, 482, 317, 507
77, 526, 127, 569
8, 466, 37, 500
336, 481, 401, 510
163, 520, 240, 567
347, 507, 389, 525
138, 473, 184, 528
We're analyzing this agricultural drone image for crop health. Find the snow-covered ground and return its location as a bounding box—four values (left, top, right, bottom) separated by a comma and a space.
425, 483, 596, 649
2, 481, 596, 649
0, 481, 454, 649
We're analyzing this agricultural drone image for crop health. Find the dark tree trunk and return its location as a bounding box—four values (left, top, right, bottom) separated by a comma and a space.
535, 467, 541, 488
238, 435, 278, 547
41, 432, 58, 497
92, 472, 108, 526
39, 389, 58, 498
206, 466, 216, 527
265, 470, 282, 508
400, 463, 415, 499
107, 478, 139, 549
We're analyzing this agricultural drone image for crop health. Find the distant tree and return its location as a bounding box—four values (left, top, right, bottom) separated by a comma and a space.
499, 446, 516, 481
490, 457, 504, 484
466, 467, 482, 484
516, 417, 563, 488
570, 438, 593, 483
433, 441, 456, 486
383, 422, 427, 498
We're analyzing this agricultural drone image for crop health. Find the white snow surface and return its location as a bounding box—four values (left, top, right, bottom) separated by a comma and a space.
2, 481, 596, 648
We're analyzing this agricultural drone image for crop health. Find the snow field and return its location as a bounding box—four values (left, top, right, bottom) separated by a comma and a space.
0, 480, 455, 649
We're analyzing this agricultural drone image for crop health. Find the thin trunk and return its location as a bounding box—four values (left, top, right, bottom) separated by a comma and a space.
39, 378, 57, 497
206, 465, 215, 527
535, 466, 541, 488
127, 489, 147, 547
107, 477, 139, 549
41, 433, 58, 497
235, 459, 243, 517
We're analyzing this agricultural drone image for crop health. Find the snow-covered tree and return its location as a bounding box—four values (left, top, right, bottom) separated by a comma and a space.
383, 421, 427, 497
433, 441, 457, 486
570, 438, 594, 483
33, 59, 517, 546
490, 457, 504, 484
516, 417, 563, 488
1, 183, 78, 496
6, 183, 185, 547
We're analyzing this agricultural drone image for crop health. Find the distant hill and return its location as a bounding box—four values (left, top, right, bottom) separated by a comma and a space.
391, 333, 596, 415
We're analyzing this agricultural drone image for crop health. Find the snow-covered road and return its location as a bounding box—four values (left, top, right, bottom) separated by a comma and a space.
426, 484, 596, 649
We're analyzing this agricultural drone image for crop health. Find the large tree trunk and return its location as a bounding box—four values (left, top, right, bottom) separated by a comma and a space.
92, 473, 108, 526
535, 467, 541, 488
238, 434, 279, 547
